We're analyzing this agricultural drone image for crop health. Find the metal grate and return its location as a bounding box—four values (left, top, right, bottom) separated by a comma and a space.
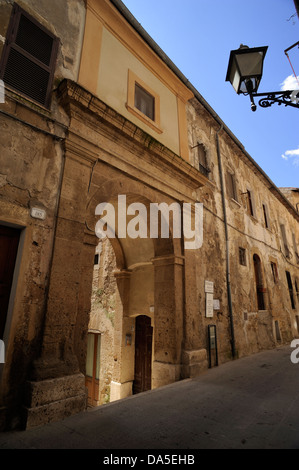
16, 14, 54, 66
0, 4, 58, 108
4, 48, 50, 106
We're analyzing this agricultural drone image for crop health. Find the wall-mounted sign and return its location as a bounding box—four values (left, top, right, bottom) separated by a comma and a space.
213, 299, 220, 310
30, 207, 46, 220
205, 280, 214, 294
206, 292, 214, 318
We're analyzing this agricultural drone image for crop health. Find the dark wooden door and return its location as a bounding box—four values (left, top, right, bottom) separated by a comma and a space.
0, 226, 20, 339
133, 315, 153, 394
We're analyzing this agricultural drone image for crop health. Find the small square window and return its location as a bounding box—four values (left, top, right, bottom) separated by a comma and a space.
126, 70, 162, 134
239, 247, 246, 266
134, 83, 155, 121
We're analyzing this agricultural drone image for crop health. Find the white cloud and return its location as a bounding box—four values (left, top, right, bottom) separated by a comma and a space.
280, 75, 299, 91
281, 147, 299, 166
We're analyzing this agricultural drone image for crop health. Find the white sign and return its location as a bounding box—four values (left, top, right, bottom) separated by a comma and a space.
0, 340, 5, 363
205, 280, 214, 294
0, 80, 4, 103
206, 292, 214, 318
30, 207, 46, 220
213, 299, 220, 310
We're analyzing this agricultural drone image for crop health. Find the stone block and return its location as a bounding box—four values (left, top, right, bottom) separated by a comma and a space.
110, 381, 133, 402
23, 373, 87, 429
181, 349, 208, 378
24, 394, 87, 430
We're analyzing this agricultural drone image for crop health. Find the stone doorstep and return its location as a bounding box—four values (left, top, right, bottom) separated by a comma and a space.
24, 373, 86, 408
23, 392, 87, 430
181, 349, 208, 378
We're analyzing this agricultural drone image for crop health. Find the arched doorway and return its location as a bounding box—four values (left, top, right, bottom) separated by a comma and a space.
133, 315, 153, 394
253, 254, 265, 310
85, 181, 184, 405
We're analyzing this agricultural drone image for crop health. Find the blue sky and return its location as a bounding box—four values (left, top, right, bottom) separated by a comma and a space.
121, 0, 299, 188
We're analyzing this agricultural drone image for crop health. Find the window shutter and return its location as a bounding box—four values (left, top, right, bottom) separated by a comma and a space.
226, 172, 233, 199
226, 172, 237, 201
0, 3, 58, 108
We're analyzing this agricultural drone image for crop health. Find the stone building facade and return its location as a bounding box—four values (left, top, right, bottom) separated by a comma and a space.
0, 0, 298, 430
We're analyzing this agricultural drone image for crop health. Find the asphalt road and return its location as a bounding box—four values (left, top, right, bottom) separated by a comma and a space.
0, 344, 299, 451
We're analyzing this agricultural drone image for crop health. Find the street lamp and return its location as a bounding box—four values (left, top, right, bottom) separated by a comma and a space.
226, 44, 299, 111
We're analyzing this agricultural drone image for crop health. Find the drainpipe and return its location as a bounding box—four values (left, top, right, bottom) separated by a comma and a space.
215, 124, 236, 359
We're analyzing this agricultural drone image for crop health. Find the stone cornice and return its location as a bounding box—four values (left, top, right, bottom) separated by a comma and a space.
57, 79, 213, 199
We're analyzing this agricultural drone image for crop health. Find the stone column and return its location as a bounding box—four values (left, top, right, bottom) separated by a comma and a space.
151, 255, 184, 388
110, 270, 135, 401
181, 249, 208, 378
23, 147, 97, 428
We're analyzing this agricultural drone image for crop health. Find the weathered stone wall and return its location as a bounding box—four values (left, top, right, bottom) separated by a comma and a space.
0, 0, 85, 429
186, 98, 299, 364
88, 238, 116, 405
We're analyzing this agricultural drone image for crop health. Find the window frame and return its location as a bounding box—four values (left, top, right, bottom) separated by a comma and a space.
0, 3, 59, 109
246, 189, 257, 218
126, 69, 162, 134
226, 171, 238, 202
270, 261, 279, 284
262, 203, 270, 229
239, 247, 247, 266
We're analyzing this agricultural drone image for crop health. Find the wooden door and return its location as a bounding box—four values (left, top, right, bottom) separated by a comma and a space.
133, 315, 153, 394
85, 333, 101, 406
0, 226, 20, 339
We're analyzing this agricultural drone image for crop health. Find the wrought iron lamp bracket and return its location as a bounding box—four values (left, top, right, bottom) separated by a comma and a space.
249, 90, 299, 111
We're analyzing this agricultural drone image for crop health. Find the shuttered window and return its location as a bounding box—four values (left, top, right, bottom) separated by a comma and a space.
226, 171, 238, 201
0, 3, 58, 108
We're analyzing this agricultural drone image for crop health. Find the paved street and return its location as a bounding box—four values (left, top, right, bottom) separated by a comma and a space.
0, 344, 299, 450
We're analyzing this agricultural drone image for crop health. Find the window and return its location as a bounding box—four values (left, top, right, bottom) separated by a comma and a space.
262, 203, 270, 229
246, 190, 256, 218
253, 254, 265, 310
226, 171, 238, 201
0, 3, 58, 108
193, 143, 210, 177
134, 83, 155, 121
270, 262, 278, 284
286, 271, 296, 309
126, 70, 162, 134
94, 254, 99, 265
239, 247, 246, 266
280, 224, 290, 258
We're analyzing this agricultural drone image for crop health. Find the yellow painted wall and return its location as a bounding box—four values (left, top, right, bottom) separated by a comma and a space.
97, 27, 180, 155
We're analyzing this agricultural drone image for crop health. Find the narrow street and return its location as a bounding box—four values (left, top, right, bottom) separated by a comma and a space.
0, 344, 298, 450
